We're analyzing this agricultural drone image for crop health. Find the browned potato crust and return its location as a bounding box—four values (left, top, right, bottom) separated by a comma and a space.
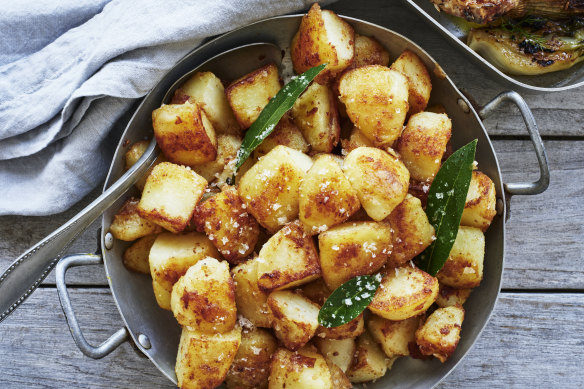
367, 314, 422, 357
351, 34, 390, 68
253, 115, 309, 158
191, 134, 241, 183
461, 170, 497, 231
415, 306, 464, 362
109, 197, 160, 241
390, 49, 432, 115
437, 226, 485, 288
346, 332, 387, 383
122, 233, 158, 274
268, 290, 320, 350
341, 126, 373, 154
232, 258, 273, 328
268, 347, 333, 388
436, 284, 472, 308
316, 313, 365, 340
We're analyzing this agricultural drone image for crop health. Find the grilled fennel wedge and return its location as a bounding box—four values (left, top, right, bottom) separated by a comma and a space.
468, 17, 584, 75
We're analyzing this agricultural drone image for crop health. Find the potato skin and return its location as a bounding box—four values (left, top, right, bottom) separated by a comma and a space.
122, 233, 158, 274
268, 290, 320, 350
232, 258, 273, 328
415, 306, 464, 362
461, 170, 497, 231
390, 49, 432, 115
109, 197, 160, 241
268, 347, 333, 389
437, 226, 485, 288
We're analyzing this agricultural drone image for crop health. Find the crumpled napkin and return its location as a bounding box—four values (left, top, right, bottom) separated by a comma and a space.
0, 0, 330, 216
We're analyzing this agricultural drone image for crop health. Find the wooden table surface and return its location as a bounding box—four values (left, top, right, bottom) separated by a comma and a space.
1, 1, 583, 388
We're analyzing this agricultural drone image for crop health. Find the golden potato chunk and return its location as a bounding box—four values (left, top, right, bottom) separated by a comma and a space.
191, 134, 241, 183
338, 66, 408, 146
318, 221, 392, 290
123, 140, 166, 192
386, 194, 435, 268
343, 147, 410, 221
291, 3, 354, 83
122, 233, 158, 274
238, 145, 313, 233
193, 186, 260, 264
396, 112, 451, 182
415, 306, 465, 363
171, 71, 241, 135
315, 337, 356, 373
390, 49, 432, 115
367, 314, 422, 358
176, 326, 241, 389
346, 332, 387, 383
152, 102, 217, 165
461, 170, 497, 231
341, 126, 373, 154
257, 220, 321, 292
225, 327, 278, 389
351, 34, 390, 68
369, 265, 439, 321
327, 361, 352, 389
269, 347, 333, 389
232, 258, 273, 328
299, 154, 360, 235
109, 197, 160, 241
291, 82, 340, 153
436, 284, 472, 308
170, 257, 236, 333
437, 226, 485, 288
301, 278, 332, 306
149, 231, 219, 310
253, 115, 309, 159
317, 313, 365, 341
137, 162, 207, 233
225, 63, 281, 128
268, 290, 320, 350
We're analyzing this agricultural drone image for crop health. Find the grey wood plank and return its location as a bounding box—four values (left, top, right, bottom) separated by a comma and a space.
0, 288, 581, 388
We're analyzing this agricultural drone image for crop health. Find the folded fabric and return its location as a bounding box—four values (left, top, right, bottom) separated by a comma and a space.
0, 0, 331, 216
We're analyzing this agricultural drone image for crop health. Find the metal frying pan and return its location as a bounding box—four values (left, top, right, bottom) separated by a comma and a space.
54, 14, 550, 388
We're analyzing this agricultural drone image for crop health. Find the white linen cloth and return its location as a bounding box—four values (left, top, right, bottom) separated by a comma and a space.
0, 0, 330, 216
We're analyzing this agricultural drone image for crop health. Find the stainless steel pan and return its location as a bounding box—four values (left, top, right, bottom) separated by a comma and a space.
53, 14, 549, 388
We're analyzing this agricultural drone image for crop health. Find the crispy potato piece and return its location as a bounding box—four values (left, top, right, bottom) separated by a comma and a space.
386, 194, 435, 268
171, 71, 241, 135
170, 257, 236, 333
301, 278, 332, 305
299, 154, 360, 235
238, 145, 313, 233
253, 115, 309, 158
291, 3, 355, 83
437, 226, 485, 288
122, 233, 158, 274
109, 197, 160, 241
390, 49, 432, 115
396, 112, 452, 182
225, 63, 281, 128
152, 102, 217, 165
351, 34, 390, 68
436, 284, 472, 308
367, 314, 422, 357
225, 327, 278, 389
176, 326, 241, 389
341, 126, 373, 154
291, 82, 340, 153
317, 314, 365, 341
318, 221, 392, 290
461, 170, 497, 231
193, 186, 260, 264
232, 258, 273, 328
343, 147, 410, 221
338, 66, 408, 146
269, 347, 333, 389
137, 162, 207, 233
257, 220, 321, 292
415, 306, 464, 362
123, 140, 167, 192
369, 265, 439, 321
268, 290, 320, 350
346, 332, 387, 383
315, 337, 356, 373
327, 361, 352, 389
149, 231, 219, 310
191, 134, 241, 183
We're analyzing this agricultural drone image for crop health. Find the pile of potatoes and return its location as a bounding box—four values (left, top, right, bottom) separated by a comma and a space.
109, 4, 497, 389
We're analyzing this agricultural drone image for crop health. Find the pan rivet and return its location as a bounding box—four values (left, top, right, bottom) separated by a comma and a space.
104, 233, 114, 250
457, 98, 470, 113
496, 198, 504, 215
138, 333, 151, 349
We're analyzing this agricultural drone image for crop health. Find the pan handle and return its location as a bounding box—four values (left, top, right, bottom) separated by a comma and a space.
478, 91, 550, 197
56, 253, 129, 359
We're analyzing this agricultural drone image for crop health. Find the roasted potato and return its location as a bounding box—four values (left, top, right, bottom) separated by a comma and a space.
396, 112, 452, 182
390, 49, 432, 115
291, 82, 340, 153
171, 71, 241, 135
176, 326, 241, 389
122, 233, 158, 274
299, 154, 360, 235
291, 3, 355, 83
346, 332, 388, 383
338, 66, 409, 146
269, 347, 333, 389
317, 313, 365, 341
437, 226, 485, 289
253, 115, 309, 158
152, 102, 217, 165
415, 306, 465, 362
343, 147, 410, 221
137, 162, 207, 233
226, 63, 281, 128
341, 126, 373, 154
351, 34, 390, 68
268, 290, 320, 350
369, 265, 439, 321
232, 258, 273, 328
148, 231, 219, 310
238, 145, 313, 233
256, 220, 321, 292
109, 197, 160, 241
314, 337, 356, 373
123, 140, 167, 192
327, 361, 352, 389
436, 284, 472, 308
367, 314, 422, 358
301, 278, 332, 306
191, 134, 241, 183
318, 221, 392, 290
461, 170, 497, 231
